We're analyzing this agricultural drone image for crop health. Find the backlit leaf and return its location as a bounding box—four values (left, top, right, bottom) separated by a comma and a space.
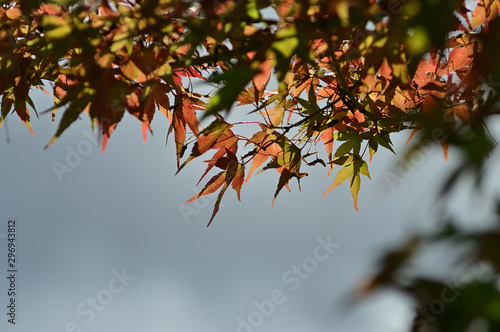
231, 163, 245, 201
322, 164, 353, 198
272, 167, 293, 206
187, 171, 226, 203
350, 172, 361, 211
206, 182, 229, 228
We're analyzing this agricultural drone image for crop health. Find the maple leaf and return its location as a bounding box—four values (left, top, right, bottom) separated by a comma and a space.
187, 171, 227, 204
471, 0, 500, 29
350, 173, 361, 212
170, 93, 200, 167
149, 81, 172, 119
187, 148, 243, 226
231, 163, 245, 201
141, 93, 155, 144
321, 127, 335, 175
14, 105, 33, 135
193, 127, 239, 184
262, 141, 302, 205
178, 119, 232, 171
272, 166, 294, 206
322, 163, 353, 198
252, 56, 274, 101
244, 125, 287, 182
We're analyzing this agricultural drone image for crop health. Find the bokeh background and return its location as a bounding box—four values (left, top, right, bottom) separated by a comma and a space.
0, 88, 497, 332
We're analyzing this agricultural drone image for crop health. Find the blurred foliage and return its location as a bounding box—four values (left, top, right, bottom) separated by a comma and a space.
362, 196, 500, 331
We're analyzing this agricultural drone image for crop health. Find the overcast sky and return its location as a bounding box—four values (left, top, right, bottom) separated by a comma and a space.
1, 86, 498, 332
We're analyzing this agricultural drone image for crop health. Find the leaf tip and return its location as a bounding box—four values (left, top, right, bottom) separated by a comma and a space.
441, 142, 449, 161
45, 136, 57, 149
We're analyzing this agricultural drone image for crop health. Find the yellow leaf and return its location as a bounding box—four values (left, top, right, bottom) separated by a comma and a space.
359, 161, 371, 179
350, 173, 361, 211
42, 15, 72, 40
322, 164, 353, 198
45, 25, 71, 39
121, 60, 146, 83
273, 26, 298, 58
154, 62, 172, 77
97, 54, 115, 68
405, 26, 430, 55
246, 0, 261, 20
335, 1, 349, 27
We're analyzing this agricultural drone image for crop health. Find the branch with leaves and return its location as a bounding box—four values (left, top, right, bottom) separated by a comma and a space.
0, 0, 499, 227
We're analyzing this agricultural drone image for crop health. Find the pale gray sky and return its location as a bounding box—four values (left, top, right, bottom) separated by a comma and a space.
0, 87, 496, 332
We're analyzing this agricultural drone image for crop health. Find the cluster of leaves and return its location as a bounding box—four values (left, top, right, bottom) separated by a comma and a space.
358, 192, 500, 331
0, 0, 499, 228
